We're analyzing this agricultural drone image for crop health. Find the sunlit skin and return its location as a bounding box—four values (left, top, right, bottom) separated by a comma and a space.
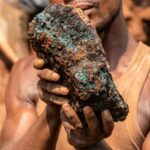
0, 0, 150, 149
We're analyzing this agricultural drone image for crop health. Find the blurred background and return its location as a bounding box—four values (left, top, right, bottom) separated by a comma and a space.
0, 0, 150, 132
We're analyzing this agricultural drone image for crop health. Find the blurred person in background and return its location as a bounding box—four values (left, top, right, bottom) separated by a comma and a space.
6, 0, 49, 14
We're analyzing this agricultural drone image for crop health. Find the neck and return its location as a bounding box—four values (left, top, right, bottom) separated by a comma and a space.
99, 9, 138, 78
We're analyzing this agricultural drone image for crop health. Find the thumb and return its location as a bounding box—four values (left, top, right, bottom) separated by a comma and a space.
33, 58, 45, 69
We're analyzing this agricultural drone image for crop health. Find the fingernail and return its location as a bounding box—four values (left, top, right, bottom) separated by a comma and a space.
33, 59, 45, 68
102, 110, 112, 120
38, 59, 44, 64
52, 73, 60, 81
62, 104, 70, 112
75, 123, 82, 129
83, 106, 92, 113
61, 87, 69, 95
103, 109, 111, 116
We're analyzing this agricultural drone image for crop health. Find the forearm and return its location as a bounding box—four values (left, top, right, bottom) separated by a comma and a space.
14, 106, 60, 150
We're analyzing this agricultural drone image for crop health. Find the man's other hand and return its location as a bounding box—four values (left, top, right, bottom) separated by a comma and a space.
60, 103, 114, 148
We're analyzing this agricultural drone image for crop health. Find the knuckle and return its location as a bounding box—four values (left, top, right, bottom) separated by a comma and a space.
43, 68, 49, 73
38, 69, 46, 76
37, 79, 45, 88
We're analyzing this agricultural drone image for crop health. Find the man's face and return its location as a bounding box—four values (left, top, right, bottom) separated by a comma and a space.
50, 0, 121, 32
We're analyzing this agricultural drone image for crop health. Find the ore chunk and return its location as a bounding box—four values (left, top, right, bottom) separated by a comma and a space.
27, 3, 129, 122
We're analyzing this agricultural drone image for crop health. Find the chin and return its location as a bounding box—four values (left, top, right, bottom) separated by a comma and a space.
90, 17, 109, 34
95, 11, 121, 34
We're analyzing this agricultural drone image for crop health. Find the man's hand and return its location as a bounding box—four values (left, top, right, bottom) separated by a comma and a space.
60, 103, 114, 148
34, 58, 114, 149
33, 58, 69, 106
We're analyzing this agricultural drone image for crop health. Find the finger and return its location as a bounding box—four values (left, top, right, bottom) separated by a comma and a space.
83, 106, 101, 138
101, 109, 114, 138
33, 58, 45, 69
60, 110, 74, 134
60, 110, 86, 148
38, 80, 69, 95
38, 88, 69, 105
46, 103, 60, 117
37, 69, 60, 81
62, 104, 82, 129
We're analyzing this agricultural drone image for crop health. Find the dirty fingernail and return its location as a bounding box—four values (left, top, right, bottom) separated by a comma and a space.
52, 73, 60, 81
62, 103, 70, 112
61, 87, 69, 95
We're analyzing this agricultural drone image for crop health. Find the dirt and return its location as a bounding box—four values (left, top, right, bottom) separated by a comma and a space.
28, 4, 129, 123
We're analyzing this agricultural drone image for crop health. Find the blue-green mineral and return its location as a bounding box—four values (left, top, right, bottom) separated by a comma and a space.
27, 3, 129, 122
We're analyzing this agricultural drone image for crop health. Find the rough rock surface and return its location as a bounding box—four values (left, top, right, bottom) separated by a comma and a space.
27, 3, 129, 122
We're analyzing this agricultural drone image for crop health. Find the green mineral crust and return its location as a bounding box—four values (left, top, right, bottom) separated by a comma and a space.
27, 3, 129, 122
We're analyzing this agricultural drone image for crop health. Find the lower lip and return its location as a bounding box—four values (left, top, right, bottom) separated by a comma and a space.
83, 7, 95, 16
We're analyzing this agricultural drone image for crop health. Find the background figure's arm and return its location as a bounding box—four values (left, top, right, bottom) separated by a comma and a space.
0, 56, 39, 147
0, 56, 60, 150
6, 0, 49, 14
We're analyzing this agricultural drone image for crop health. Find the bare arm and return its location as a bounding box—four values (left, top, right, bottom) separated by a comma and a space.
0, 56, 60, 150
13, 105, 60, 150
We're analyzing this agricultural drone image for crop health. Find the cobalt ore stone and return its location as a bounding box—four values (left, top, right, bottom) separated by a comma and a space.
27, 3, 129, 122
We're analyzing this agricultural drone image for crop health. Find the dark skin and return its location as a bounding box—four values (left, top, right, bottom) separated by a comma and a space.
0, 54, 112, 150
0, 55, 61, 150
1, 0, 150, 149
